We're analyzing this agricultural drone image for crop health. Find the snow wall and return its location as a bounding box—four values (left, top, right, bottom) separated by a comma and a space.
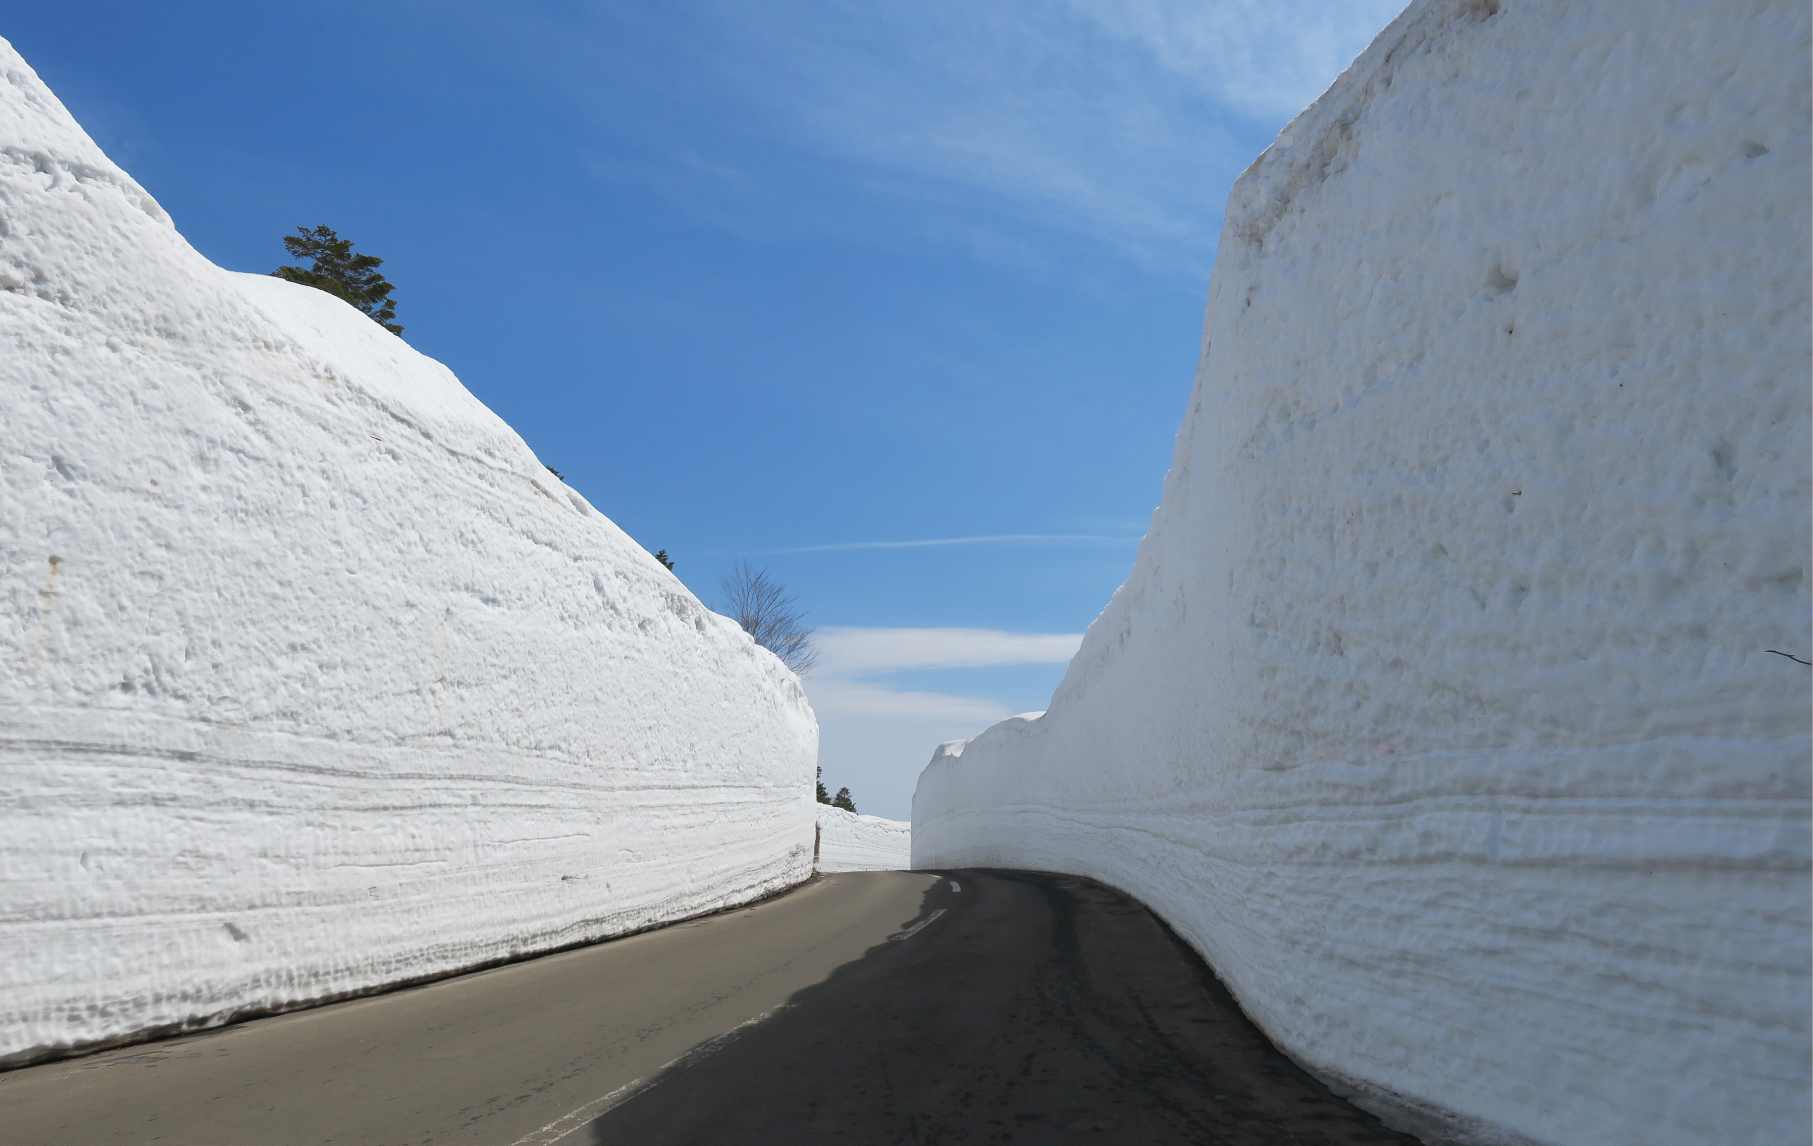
816, 805, 911, 872
912, 2, 1811, 1144
0, 40, 818, 1069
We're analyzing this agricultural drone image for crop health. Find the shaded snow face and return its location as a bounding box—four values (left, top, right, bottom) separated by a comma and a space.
0, 39, 817, 1067
915, 2, 1811, 1144
816, 804, 911, 872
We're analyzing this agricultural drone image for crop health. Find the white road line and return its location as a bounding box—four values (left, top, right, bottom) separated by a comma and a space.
506, 1005, 789, 1145
948, 880, 961, 892
890, 908, 946, 941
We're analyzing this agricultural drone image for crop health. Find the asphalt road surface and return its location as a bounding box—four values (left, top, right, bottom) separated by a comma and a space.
3, 870, 1417, 1145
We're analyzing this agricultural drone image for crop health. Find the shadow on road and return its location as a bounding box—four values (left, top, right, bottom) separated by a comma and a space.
586, 869, 1417, 1145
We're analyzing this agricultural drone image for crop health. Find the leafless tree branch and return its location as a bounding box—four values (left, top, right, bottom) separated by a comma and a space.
721, 560, 819, 676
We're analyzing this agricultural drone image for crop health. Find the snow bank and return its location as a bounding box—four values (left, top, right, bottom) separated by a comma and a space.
816, 804, 911, 872
0, 39, 817, 1068
913, 2, 1811, 1143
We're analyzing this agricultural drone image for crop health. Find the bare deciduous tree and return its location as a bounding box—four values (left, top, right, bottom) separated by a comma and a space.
720, 560, 818, 676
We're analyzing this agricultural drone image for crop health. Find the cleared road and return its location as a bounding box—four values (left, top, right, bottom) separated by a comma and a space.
3, 870, 1415, 1145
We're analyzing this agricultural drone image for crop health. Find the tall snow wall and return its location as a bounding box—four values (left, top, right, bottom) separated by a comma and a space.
0, 40, 817, 1068
815, 804, 912, 872
912, 2, 1811, 1144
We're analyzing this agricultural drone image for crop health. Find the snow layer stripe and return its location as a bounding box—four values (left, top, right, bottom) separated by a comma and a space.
0, 38, 817, 1067
912, 2, 1812, 1144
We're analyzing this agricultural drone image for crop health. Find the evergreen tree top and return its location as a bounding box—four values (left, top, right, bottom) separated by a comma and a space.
271, 225, 402, 335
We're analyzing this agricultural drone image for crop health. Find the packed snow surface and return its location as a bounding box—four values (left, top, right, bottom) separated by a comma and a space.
0, 40, 817, 1068
914, 2, 1811, 1144
816, 805, 911, 872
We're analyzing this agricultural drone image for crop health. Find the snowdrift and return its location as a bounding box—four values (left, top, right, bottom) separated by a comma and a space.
0, 40, 817, 1068
816, 805, 911, 872
913, 2, 1811, 1144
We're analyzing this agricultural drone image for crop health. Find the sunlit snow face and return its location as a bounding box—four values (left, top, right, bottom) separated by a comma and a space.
915, 2, 1812, 1144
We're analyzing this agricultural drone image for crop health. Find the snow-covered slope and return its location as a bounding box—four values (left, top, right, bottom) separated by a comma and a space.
0, 39, 817, 1068
913, 2, 1811, 1144
816, 805, 911, 872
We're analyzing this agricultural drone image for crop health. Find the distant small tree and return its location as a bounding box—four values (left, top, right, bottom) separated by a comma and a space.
653, 549, 675, 571
816, 766, 831, 805
546, 466, 565, 481
271, 225, 403, 334
720, 560, 817, 676
832, 786, 857, 814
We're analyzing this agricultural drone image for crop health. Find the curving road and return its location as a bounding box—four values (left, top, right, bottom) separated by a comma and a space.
2, 870, 1415, 1145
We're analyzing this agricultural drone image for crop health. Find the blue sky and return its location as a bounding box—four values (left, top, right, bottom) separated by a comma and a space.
11, 0, 1402, 818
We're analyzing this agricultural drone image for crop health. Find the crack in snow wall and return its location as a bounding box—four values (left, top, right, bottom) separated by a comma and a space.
911, 2, 1811, 1144
815, 804, 911, 872
0, 40, 818, 1068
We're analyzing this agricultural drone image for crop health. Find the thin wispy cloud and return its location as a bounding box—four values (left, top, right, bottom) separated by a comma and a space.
696, 0, 1406, 271
806, 624, 1079, 722
689, 0, 1243, 273
1061, 0, 1407, 122
805, 680, 1012, 722
815, 627, 1084, 676
445, 0, 1404, 276
768, 534, 1141, 554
